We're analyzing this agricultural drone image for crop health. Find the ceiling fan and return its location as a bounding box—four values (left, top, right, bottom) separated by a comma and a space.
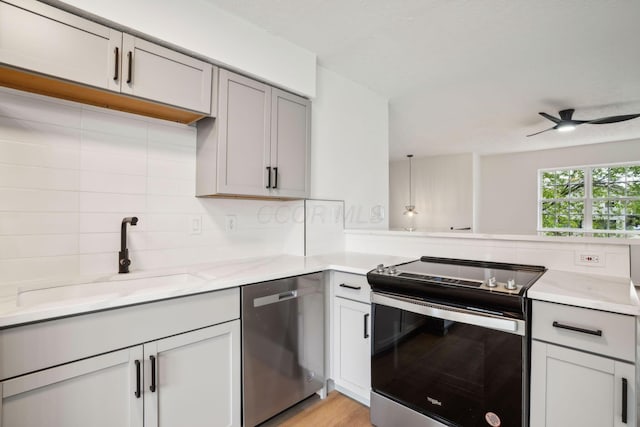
527, 108, 640, 137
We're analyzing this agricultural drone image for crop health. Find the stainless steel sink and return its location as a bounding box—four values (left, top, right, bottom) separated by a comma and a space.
17, 273, 205, 307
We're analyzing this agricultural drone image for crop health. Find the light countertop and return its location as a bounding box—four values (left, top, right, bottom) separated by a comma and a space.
528, 269, 640, 315
0, 252, 412, 328
1, 252, 637, 328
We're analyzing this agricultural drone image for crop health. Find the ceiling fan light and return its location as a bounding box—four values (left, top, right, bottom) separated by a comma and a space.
557, 124, 576, 132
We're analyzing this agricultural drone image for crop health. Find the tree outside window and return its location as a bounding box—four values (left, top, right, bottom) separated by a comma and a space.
539, 164, 640, 237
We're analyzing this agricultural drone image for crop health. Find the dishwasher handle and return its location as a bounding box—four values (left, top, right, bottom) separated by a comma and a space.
253, 289, 305, 307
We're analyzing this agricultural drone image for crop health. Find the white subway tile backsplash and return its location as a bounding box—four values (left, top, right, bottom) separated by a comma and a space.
147, 157, 195, 180
79, 192, 147, 213
81, 149, 147, 176
81, 108, 147, 140
0, 164, 80, 191
0, 255, 80, 284
81, 170, 147, 194
0, 88, 81, 128
0, 212, 79, 236
79, 213, 146, 233
0, 89, 302, 288
148, 122, 196, 146
146, 176, 193, 196
0, 188, 78, 212
0, 235, 78, 259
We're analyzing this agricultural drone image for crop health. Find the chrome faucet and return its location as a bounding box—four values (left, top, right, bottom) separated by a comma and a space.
119, 217, 138, 273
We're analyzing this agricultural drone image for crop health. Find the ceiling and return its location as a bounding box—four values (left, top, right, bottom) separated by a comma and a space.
203, 0, 640, 160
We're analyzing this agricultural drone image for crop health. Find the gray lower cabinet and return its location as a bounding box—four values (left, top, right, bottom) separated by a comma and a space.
197, 69, 310, 199
530, 300, 637, 427
144, 321, 241, 427
331, 272, 372, 406
531, 341, 635, 427
0, 321, 240, 427
0, 0, 213, 116
1, 346, 144, 427
0, 288, 241, 427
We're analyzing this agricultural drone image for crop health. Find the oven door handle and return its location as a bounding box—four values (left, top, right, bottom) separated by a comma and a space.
372, 292, 525, 336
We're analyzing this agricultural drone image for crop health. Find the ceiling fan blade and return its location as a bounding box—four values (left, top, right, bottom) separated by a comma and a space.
539, 112, 561, 124
586, 113, 640, 124
526, 126, 557, 137
558, 109, 575, 121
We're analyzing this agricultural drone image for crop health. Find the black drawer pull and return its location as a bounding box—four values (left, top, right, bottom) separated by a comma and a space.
273, 167, 278, 189
266, 166, 271, 188
622, 378, 628, 423
113, 47, 119, 81
126, 51, 133, 84
552, 321, 602, 336
149, 355, 156, 392
364, 313, 370, 339
134, 359, 141, 398
339, 283, 362, 291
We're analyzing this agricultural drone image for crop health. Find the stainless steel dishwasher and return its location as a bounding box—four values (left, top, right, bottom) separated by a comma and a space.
241, 272, 325, 427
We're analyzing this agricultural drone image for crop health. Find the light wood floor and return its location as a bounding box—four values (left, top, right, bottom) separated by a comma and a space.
261, 391, 372, 427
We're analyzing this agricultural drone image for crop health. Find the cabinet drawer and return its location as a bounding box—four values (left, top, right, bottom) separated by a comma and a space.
532, 300, 636, 362
333, 272, 370, 304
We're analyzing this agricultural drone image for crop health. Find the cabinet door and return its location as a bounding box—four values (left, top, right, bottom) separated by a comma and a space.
216, 69, 271, 196
120, 34, 212, 114
333, 297, 371, 405
0, 346, 143, 427
530, 340, 636, 427
0, 0, 122, 92
270, 88, 310, 198
144, 320, 241, 427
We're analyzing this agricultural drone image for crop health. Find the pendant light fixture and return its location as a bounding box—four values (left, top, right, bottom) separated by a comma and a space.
403, 154, 418, 230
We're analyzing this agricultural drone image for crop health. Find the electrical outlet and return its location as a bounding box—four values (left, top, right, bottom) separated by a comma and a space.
225, 215, 237, 232
575, 251, 604, 267
189, 215, 202, 235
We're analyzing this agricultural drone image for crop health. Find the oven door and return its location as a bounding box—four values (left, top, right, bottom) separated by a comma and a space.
371, 292, 527, 427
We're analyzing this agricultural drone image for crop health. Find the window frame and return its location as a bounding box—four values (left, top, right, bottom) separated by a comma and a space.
538, 161, 640, 237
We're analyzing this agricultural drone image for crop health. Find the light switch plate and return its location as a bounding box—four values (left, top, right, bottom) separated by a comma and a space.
190, 215, 202, 235
225, 215, 237, 232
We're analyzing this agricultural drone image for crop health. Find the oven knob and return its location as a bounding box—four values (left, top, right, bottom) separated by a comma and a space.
506, 279, 517, 290
376, 264, 385, 273
487, 277, 497, 288
389, 266, 398, 275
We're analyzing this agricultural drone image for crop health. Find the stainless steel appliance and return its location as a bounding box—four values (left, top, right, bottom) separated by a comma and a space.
367, 257, 546, 427
241, 272, 325, 427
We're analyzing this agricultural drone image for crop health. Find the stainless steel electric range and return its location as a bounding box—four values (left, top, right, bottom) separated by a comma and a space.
367, 256, 546, 427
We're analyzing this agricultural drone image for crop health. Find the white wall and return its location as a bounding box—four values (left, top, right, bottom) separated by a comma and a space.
53, 0, 317, 97
478, 139, 640, 234
310, 66, 389, 229
389, 153, 474, 232
0, 88, 304, 296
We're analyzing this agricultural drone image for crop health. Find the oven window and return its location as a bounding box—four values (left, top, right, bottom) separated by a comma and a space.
372, 303, 524, 427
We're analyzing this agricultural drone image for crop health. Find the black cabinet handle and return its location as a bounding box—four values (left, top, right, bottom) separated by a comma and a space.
273, 167, 278, 189
622, 378, 628, 423
126, 51, 133, 84
134, 359, 141, 398
552, 321, 602, 336
149, 355, 156, 392
113, 47, 119, 81
266, 166, 271, 188
339, 283, 362, 290
364, 313, 370, 339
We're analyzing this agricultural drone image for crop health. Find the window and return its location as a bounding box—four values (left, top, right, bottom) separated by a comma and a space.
539, 163, 640, 237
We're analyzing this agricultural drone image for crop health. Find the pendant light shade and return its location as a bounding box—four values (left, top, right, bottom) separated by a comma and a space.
403, 154, 418, 225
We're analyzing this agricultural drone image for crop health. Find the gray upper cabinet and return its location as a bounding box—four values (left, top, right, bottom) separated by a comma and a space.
0, 0, 213, 122
216, 70, 271, 197
197, 69, 310, 199
121, 34, 212, 114
0, 0, 122, 92
270, 88, 311, 198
